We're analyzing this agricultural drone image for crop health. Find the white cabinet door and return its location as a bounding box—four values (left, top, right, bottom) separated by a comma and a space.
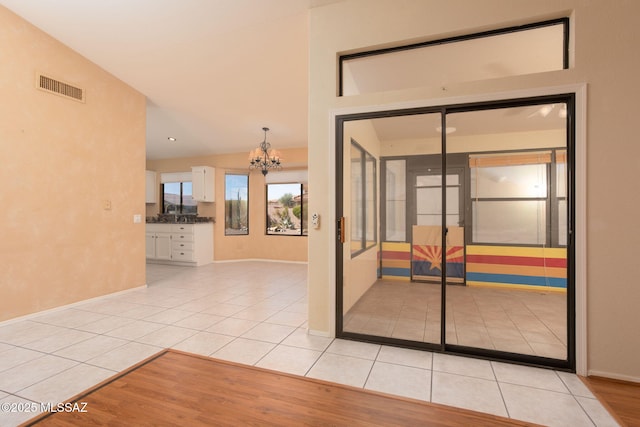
155, 234, 172, 260
145, 170, 157, 204
146, 223, 212, 266
145, 233, 156, 258
192, 166, 214, 202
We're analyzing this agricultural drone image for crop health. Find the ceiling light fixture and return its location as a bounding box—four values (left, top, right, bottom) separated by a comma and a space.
168, 137, 177, 142
249, 127, 282, 176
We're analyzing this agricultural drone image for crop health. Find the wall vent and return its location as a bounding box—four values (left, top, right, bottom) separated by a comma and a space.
36, 73, 85, 103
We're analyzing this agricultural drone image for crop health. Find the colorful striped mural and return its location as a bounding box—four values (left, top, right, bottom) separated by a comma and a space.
466, 245, 567, 290
380, 242, 411, 280
380, 241, 567, 291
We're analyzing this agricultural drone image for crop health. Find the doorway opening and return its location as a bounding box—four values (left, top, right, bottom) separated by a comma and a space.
336, 95, 575, 370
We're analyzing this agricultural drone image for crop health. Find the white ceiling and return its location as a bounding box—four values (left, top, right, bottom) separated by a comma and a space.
2, 1, 567, 160
1, 0, 338, 159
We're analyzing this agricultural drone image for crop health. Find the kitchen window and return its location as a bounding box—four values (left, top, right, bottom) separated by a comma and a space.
162, 181, 196, 214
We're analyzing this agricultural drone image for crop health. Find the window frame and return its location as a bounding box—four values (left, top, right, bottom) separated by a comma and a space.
161, 181, 196, 215
467, 148, 569, 248
224, 173, 249, 236
338, 18, 569, 97
350, 138, 378, 258
265, 182, 308, 236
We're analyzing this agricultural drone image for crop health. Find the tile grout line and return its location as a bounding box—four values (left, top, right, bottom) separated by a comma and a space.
491, 361, 512, 420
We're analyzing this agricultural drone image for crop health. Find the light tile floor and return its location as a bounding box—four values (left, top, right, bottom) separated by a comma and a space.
344, 280, 567, 359
0, 262, 618, 427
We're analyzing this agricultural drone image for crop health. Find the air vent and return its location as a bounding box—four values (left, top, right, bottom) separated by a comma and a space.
36, 73, 85, 103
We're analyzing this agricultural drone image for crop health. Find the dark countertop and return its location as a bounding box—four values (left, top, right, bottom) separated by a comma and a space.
146, 215, 214, 224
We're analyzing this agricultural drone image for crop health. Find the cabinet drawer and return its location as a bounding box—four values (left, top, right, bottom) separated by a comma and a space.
171, 224, 194, 233
172, 249, 194, 262
172, 232, 194, 243
146, 224, 171, 233
172, 241, 194, 251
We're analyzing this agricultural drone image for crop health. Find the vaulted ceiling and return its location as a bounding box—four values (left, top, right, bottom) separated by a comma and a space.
2, 0, 568, 161
0, 0, 338, 159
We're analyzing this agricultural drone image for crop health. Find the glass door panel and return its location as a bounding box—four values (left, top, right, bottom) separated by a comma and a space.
340, 112, 443, 346
445, 103, 569, 360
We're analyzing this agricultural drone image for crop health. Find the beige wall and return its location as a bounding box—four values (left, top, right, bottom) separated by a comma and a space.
309, 0, 640, 381
146, 148, 308, 263
342, 119, 381, 312
0, 7, 146, 322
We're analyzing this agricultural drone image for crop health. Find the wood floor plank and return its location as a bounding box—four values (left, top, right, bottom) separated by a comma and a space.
24, 349, 542, 427
581, 375, 640, 427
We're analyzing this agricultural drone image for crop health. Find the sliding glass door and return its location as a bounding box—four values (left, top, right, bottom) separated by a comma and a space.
339, 112, 443, 346
336, 95, 574, 370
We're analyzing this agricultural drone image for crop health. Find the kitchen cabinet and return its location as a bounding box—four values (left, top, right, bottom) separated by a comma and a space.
145, 223, 213, 266
192, 166, 214, 202
145, 170, 157, 204
146, 225, 172, 260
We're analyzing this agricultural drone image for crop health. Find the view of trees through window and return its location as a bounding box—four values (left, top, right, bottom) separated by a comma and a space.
266, 183, 307, 236
225, 174, 249, 235
162, 182, 196, 214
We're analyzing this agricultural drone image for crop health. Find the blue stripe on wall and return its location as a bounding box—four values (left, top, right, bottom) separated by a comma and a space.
466, 272, 566, 288
412, 261, 464, 278
381, 267, 410, 277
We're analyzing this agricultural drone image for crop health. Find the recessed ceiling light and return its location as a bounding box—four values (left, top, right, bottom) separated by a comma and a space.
168, 137, 177, 142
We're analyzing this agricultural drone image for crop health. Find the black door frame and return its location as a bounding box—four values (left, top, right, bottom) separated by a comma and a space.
335, 93, 576, 371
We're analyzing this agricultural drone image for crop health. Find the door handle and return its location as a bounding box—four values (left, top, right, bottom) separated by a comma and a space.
338, 217, 346, 243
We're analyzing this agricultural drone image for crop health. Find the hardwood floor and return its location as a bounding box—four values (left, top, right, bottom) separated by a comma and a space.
581, 376, 640, 427
26, 349, 540, 427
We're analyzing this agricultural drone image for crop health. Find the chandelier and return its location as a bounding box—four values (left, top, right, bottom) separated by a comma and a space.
249, 127, 282, 176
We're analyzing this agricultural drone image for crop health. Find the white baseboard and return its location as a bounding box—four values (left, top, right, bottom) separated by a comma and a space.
588, 369, 640, 384
0, 284, 147, 327
308, 328, 332, 338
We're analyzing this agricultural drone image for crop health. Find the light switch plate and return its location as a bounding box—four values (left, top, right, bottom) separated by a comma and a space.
133, 214, 142, 223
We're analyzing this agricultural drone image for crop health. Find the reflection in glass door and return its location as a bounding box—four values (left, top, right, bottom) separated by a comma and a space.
337, 95, 574, 370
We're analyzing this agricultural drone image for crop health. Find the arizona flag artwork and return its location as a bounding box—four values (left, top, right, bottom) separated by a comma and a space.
412, 225, 464, 282
412, 244, 464, 279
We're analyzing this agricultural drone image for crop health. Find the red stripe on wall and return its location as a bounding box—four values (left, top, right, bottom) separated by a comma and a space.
466, 254, 567, 268
381, 251, 411, 261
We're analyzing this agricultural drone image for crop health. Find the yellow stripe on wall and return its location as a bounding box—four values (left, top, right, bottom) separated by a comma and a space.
381, 242, 411, 252
381, 275, 410, 282
466, 263, 566, 279
381, 259, 411, 269
467, 281, 567, 293
467, 245, 566, 259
